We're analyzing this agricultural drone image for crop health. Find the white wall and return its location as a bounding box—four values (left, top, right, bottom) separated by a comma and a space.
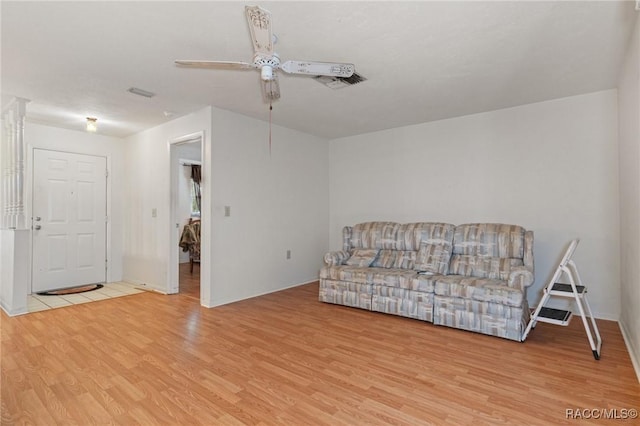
618, 15, 640, 380
25, 122, 126, 283
208, 107, 329, 307
329, 90, 620, 319
0, 229, 29, 315
122, 105, 329, 307
122, 107, 211, 294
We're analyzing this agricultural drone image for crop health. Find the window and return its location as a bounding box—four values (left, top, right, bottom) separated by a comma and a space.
190, 178, 200, 217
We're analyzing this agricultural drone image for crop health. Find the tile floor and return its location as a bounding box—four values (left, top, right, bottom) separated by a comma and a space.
27, 281, 146, 313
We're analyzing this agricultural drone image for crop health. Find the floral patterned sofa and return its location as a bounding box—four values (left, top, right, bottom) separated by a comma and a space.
319, 222, 534, 341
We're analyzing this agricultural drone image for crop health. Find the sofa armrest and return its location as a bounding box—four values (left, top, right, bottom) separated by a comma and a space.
508, 266, 534, 291
324, 250, 350, 266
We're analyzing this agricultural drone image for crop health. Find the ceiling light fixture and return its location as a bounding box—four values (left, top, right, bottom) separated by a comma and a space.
86, 117, 97, 132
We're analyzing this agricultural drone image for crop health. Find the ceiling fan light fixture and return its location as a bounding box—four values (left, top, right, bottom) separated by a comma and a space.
261, 65, 274, 81
261, 78, 280, 102
86, 117, 97, 132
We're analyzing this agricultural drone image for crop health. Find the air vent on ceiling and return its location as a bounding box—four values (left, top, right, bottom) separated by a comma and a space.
127, 87, 156, 98
314, 72, 366, 90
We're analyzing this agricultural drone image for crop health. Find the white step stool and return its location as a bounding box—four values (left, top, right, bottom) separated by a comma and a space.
522, 239, 602, 360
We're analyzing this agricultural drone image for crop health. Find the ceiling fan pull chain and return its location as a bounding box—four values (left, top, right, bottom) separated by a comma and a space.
269, 102, 273, 157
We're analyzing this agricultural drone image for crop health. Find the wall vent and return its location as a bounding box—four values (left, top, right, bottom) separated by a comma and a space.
314, 72, 367, 89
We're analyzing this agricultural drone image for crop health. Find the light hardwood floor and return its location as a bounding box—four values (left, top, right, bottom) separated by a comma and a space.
179, 262, 200, 300
1, 282, 638, 425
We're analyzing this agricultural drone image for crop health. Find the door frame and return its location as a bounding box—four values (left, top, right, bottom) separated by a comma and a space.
168, 131, 204, 300
27, 147, 112, 294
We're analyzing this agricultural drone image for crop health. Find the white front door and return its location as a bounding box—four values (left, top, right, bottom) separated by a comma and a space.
32, 149, 107, 292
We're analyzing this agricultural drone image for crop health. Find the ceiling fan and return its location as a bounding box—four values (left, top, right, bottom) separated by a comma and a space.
175, 5, 355, 103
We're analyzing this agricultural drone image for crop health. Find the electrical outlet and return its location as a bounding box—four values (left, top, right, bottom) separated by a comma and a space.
224, 206, 231, 217
286, 250, 291, 259
151, 208, 157, 218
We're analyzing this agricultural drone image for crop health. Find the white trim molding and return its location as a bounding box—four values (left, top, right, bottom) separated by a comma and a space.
1, 97, 30, 230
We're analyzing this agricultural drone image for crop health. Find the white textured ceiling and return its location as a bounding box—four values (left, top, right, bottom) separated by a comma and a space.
1, 1, 637, 139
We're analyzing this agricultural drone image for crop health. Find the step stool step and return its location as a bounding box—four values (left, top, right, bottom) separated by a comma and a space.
549, 283, 586, 295
537, 307, 572, 326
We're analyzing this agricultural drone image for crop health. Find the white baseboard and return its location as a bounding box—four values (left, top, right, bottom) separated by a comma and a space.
619, 320, 640, 383
205, 278, 318, 309
121, 278, 167, 294
1, 299, 28, 316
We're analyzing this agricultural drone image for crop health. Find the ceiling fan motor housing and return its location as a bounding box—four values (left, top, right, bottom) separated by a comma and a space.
254, 54, 280, 81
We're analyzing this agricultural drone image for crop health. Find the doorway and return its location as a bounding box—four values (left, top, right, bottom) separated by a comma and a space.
31, 149, 107, 292
169, 133, 203, 300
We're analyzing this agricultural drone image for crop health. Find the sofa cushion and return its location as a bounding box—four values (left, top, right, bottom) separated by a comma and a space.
434, 275, 524, 307
345, 249, 379, 267
319, 279, 372, 310
372, 287, 434, 322
371, 249, 397, 268
392, 250, 417, 269
350, 222, 399, 249
371, 269, 419, 289
448, 255, 524, 280
414, 241, 453, 274
410, 274, 439, 293
319, 266, 373, 284
453, 223, 526, 258
433, 295, 528, 341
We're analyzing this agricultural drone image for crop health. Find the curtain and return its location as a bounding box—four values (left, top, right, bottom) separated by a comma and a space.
191, 164, 201, 212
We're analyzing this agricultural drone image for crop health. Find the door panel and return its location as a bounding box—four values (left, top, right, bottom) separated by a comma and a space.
32, 150, 107, 292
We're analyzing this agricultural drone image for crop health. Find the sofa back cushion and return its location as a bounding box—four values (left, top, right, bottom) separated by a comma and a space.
342, 226, 353, 251
371, 249, 397, 268
393, 223, 455, 274
393, 250, 416, 269
448, 255, 524, 280
350, 222, 399, 249
414, 241, 453, 274
396, 223, 455, 251
369, 250, 418, 269
453, 224, 526, 258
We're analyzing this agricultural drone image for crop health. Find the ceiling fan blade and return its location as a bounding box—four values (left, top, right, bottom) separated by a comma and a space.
261, 76, 280, 102
281, 60, 355, 78
245, 6, 274, 56
175, 60, 255, 70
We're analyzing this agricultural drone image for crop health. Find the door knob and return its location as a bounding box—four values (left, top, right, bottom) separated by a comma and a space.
34, 225, 41, 230
34, 216, 41, 221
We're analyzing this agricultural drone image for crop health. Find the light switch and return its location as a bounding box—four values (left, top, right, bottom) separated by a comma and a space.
224, 206, 231, 217
152, 208, 157, 218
